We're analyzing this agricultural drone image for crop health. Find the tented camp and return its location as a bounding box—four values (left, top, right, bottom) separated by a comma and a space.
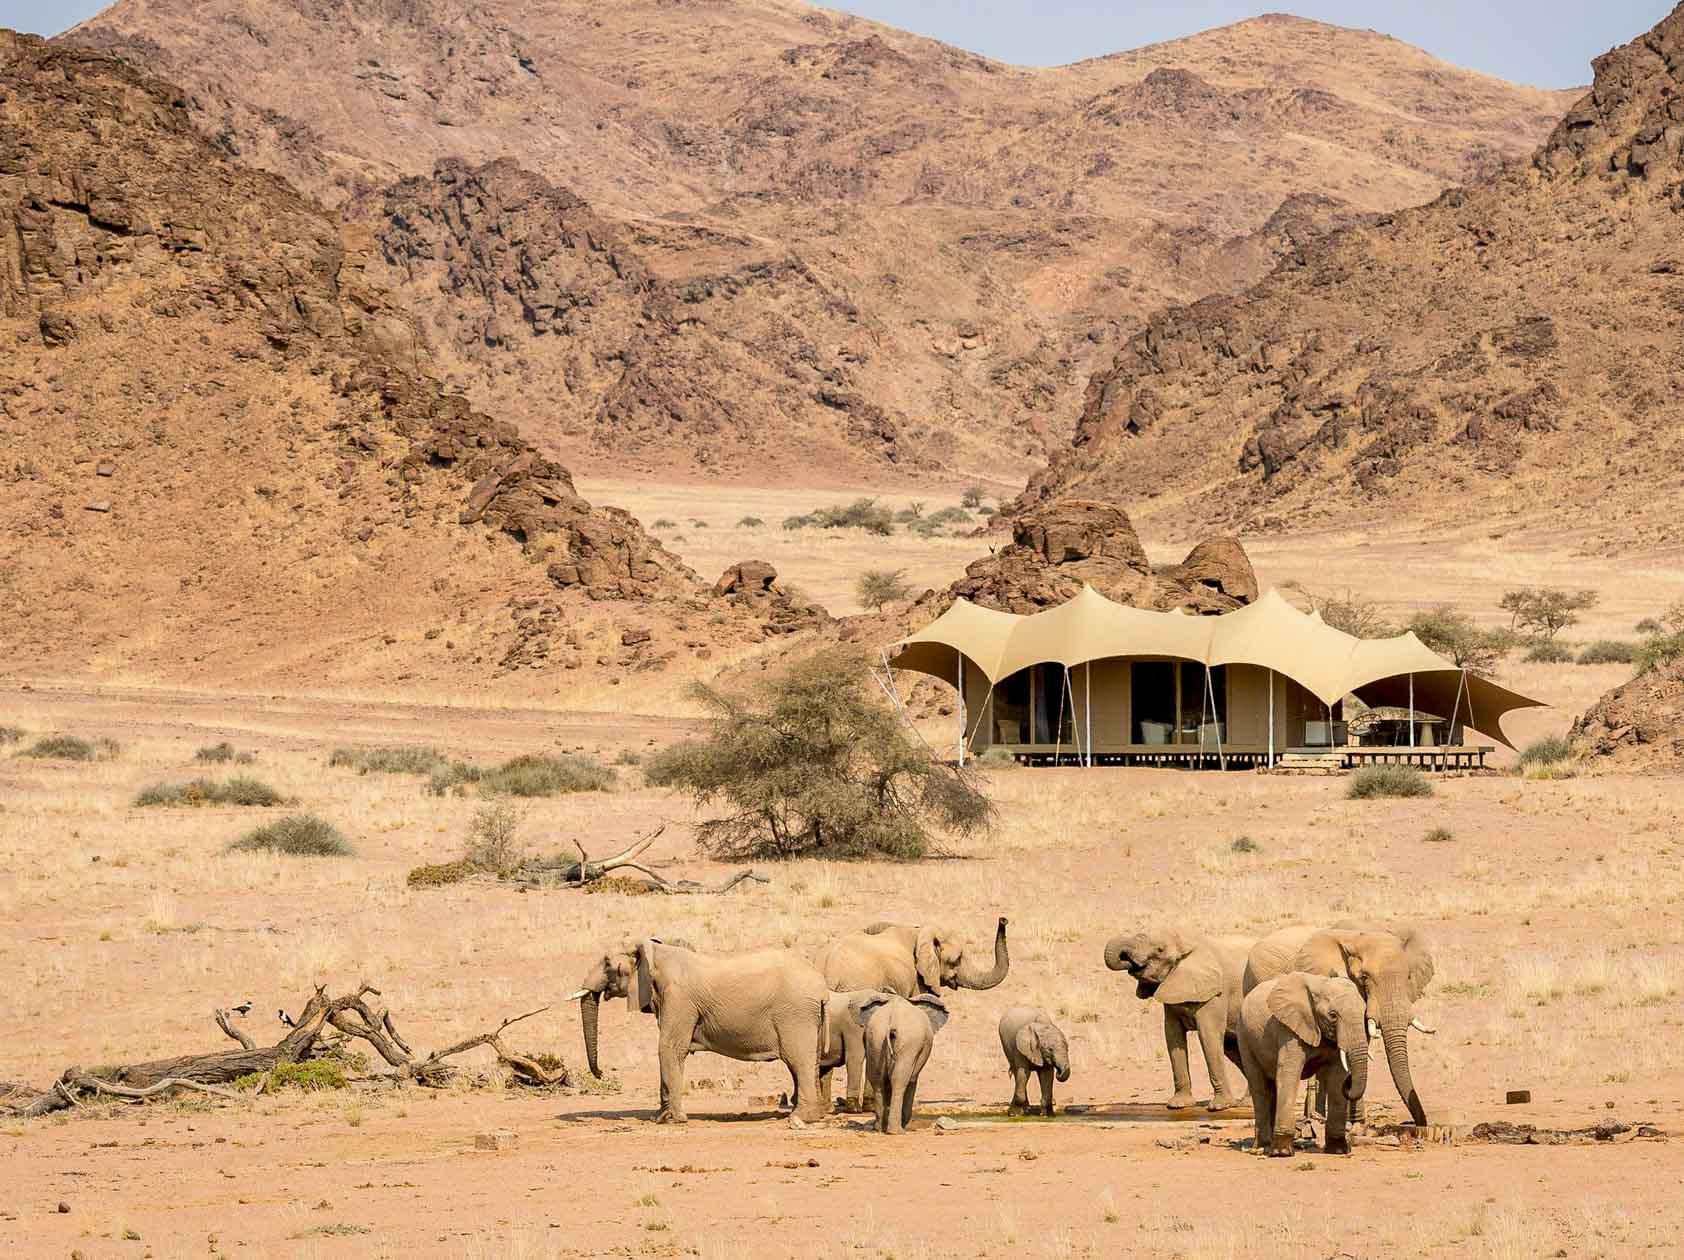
885, 587, 1544, 769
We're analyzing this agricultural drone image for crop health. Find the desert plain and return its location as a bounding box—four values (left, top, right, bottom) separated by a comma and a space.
3, 504, 1682, 1260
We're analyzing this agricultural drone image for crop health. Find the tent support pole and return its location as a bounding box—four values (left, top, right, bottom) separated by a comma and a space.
1053, 666, 1068, 767
1085, 662, 1092, 769
1408, 672, 1416, 752
1268, 668, 1275, 768
1203, 663, 1226, 772
1447, 667, 1468, 774
957, 655, 965, 768
1062, 666, 1084, 769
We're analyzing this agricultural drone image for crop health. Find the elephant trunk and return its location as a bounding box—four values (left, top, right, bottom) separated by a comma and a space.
1338, 1023, 1369, 1102
956, 917, 1010, 990
1053, 1042, 1071, 1083
1102, 936, 1132, 972
1379, 1012, 1425, 1126
582, 991, 602, 1079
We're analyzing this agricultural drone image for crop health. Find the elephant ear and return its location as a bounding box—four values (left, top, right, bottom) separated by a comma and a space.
1398, 925, 1435, 1001
1294, 930, 1348, 981
1155, 940, 1223, 1006
1013, 1023, 1045, 1067
1267, 974, 1321, 1045
914, 928, 943, 993
911, 993, 950, 1035
634, 940, 657, 1015
852, 994, 892, 1028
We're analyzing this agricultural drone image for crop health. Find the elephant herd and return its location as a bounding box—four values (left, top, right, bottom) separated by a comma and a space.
567, 916, 1436, 1154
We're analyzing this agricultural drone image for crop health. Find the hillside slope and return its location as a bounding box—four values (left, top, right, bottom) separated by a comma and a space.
0, 32, 785, 697
1019, 4, 1684, 554
63, 1, 1575, 486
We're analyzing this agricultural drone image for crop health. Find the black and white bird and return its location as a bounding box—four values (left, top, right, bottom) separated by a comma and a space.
278, 1008, 295, 1028
229, 1001, 253, 1017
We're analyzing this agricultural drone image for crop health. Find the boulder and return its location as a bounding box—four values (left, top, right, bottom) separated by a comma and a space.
714, 559, 779, 597
1165, 536, 1259, 605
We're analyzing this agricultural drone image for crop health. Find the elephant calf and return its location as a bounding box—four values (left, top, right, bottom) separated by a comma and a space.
854, 993, 950, 1134
819, 990, 888, 1111
1238, 973, 1369, 1157
997, 1006, 1070, 1116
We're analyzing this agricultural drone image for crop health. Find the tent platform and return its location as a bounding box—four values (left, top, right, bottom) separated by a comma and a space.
988, 744, 1494, 771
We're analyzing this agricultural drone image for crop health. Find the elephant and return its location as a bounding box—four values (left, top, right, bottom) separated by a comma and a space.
818, 989, 890, 1111
569, 938, 828, 1124
997, 1006, 1071, 1116
1238, 973, 1369, 1156
815, 916, 1008, 1111
854, 992, 950, 1134
1103, 928, 1254, 1111
1243, 923, 1435, 1127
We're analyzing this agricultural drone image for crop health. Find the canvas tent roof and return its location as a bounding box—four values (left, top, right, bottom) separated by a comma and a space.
887, 587, 1544, 748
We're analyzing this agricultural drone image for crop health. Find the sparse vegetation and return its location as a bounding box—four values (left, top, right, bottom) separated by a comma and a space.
227, 813, 353, 857
1517, 735, 1574, 770
195, 741, 256, 764
736, 515, 763, 527
1523, 640, 1575, 663
652, 518, 676, 528
1635, 617, 1664, 635
464, 802, 524, 875
134, 777, 286, 808
19, 734, 120, 761
478, 753, 615, 797
977, 747, 1019, 768
1423, 826, 1455, 843
407, 858, 476, 888
1576, 639, 1636, 665
910, 505, 974, 537
1635, 630, 1684, 676
856, 567, 913, 610
232, 1059, 349, 1092
1282, 582, 1395, 638
644, 647, 993, 859
690, 518, 708, 528
960, 484, 986, 509
1499, 587, 1599, 641
1229, 835, 1260, 854
329, 744, 452, 776
1404, 606, 1513, 677
1346, 764, 1433, 799
0, 724, 24, 744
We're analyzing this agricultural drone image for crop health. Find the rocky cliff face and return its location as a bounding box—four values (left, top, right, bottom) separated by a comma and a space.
0, 32, 782, 694
1570, 656, 1684, 769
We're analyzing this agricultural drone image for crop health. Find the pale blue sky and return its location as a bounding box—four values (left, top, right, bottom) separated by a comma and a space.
2, 0, 1671, 88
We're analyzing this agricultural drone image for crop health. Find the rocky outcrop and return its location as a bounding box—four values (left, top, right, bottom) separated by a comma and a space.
1569, 656, 1684, 769
713, 560, 831, 635
940, 499, 1256, 615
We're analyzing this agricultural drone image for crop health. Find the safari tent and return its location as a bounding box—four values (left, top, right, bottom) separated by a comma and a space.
884, 587, 1544, 769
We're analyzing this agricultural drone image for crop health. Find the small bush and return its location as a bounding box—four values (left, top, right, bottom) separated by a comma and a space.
1577, 639, 1636, 665
804, 498, 894, 535
1524, 763, 1577, 781
1230, 835, 1260, 854
976, 747, 1019, 768
0, 725, 24, 744
227, 814, 353, 857
783, 514, 815, 530
1517, 735, 1573, 769
134, 777, 285, 808
1635, 631, 1684, 676
614, 749, 642, 766
1423, 826, 1455, 843
464, 802, 524, 874
690, 519, 708, 528
329, 745, 448, 776
960, 484, 986, 509
407, 858, 476, 888
736, 516, 764, 528
21, 734, 119, 761
1346, 765, 1433, 800
1523, 639, 1575, 663
195, 741, 257, 764
653, 518, 676, 529
232, 1059, 348, 1092
479, 753, 615, 797
1635, 617, 1664, 635
856, 567, 913, 611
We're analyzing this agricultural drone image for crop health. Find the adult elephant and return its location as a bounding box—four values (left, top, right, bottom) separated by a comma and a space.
1244, 923, 1435, 1127
569, 939, 827, 1124
1103, 928, 1254, 1111
815, 917, 1009, 1110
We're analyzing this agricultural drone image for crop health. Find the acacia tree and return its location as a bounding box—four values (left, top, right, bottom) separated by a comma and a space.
1500, 587, 1599, 640
1282, 581, 1395, 639
857, 567, 913, 611
1405, 606, 1514, 677
646, 648, 993, 860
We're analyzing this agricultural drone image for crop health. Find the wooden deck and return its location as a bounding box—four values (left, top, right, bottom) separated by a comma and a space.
988, 743, 1493, 771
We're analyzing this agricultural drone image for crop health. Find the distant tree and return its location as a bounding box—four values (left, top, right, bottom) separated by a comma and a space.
1664, 600, 1684, 634
960, 484, 986, 509
1283, 581, 1395, 639
857, 568, 913, 611
1500, 587, 1599, 640
1405, 606, 1514, 677
906, 501, 925, 519
644, 649, 993, 860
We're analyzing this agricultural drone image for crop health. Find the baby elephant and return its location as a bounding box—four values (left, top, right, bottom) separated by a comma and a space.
1238, 973, 1369, 1157
854, 992, 950, 1134
998, 1006, 1071, 1116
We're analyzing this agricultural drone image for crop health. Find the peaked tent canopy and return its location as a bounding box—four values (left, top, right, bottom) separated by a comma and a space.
887, 587, 1544, 748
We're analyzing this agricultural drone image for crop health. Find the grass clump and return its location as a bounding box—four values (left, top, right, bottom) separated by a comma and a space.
789, 498, 894, 535
1577, 639, 1636, 665
479, 753, 614, 797
227, 813, 353, 857
1346, 764, 1433, 800
856, 567, 913, 611
134, 777, 285, 808
1517, 734, 1573, 770
1523, 639, 1575, 664
736, 515, 764, 527
0, 724, 24, 744
1635, 631, 1684, 676
1229, 835, 1261, 854
195, 741, 256, 764
329, 745, 450, 776
407, 858, 476, 887
652, 517, 676, 528
976, 746, 1020, 768
21, 734, 120, 761
1423, 826, 1455, 843
232, 1059, 348, 1092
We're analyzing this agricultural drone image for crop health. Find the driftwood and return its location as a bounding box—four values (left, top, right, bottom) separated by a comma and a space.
516, 825, 769, 896
1, 984, 572, 1118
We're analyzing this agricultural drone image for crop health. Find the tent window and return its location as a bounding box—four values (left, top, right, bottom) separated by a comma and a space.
1132, 661, 1176, 744
995, 669, 1031, 745
1032, 663, 1073, 745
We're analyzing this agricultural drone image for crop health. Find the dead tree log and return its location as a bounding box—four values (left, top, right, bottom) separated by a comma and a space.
516, 826, 768, 894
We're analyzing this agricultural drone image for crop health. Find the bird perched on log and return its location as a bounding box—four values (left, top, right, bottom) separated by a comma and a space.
229, 1001, 253, 1017
278, 1008, 295, 1027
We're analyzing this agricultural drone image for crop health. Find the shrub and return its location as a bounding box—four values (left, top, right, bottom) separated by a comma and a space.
1282, 582, 1394, 639
1404, 607, 1513, 677
465, 802, 524, 874
1635, 631, 1684, 676
652, 518, 676, 528
1423, 826, 1454, 843
976, 746, 1019, 768
227, 814, 353, 857
856, 568, 913, 611
644, 647, 994, 860
1499, 587, 1599, 640
690, 519, 708, 528
233, 1059, 348, 1092
782, 514, 814, 530
1523, 640, 1575, 663
1346, 765, 1433, 800
1230, 835, 1261, 854
1577, 639, 1636, 665
478, 753, 615, 797
134, 777, 285, 808
407, 858, 476, 888
1635, 617, 1664, 635
329, 745, 448, 776
895, 501, 925, 522
1524, 763, 1577, 781
195, 741, 256, 764
424, 762, 482, 796
21, 734, 119, 761
736, 516, 764, 527
614, 749, 642, 766
1517, 734, 1573, 769
0, 725, 24, 744
806, 498, 894, 535
960, 484, 986, 509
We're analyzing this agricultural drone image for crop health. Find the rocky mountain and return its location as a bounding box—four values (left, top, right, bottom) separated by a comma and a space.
0, 32, 794, 695
1019, 5, 1684, 554
62, 1, 1575, 487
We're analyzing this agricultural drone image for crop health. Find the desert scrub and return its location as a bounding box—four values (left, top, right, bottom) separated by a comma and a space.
1635, 630, 1684, 675
195, 741, 256, 764
232, 1059, 348, 1092
856, 567, 912, 610
1423, 826, 1455, 843
329, 744, 452, 776
1523, 639, 1575, 664
1346, 765, 1433, 799
1576, 639, 1636, 665
407, 858, 477, 888
134, 777, 285, 808
0, 724, 24, 744
976, 746, 1019, 768
20, 734, 120, 761
1230, 835, 1261, 854
1516, 734, 1573, 770
464, 802, 524, 873
227, 814, 353, 857
787, 498, 894, 535
479, 753, 615, 797
736, 515, 764, 527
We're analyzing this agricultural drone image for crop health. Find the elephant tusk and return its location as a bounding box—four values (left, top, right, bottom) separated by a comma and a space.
564, 989, 590, 1001
1367, 1018, 1381, 1041
1340, 1050, 1350, 1073
1410, 1017, 1437, 1035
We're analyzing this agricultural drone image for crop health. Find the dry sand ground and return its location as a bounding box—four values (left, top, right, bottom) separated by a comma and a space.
3, 505, 1684, 1258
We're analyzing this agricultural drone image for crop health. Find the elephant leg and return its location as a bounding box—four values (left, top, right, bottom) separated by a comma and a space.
1037, 1067, 1055, 1117
1320, 1065, 1351, 1155
842, 1022, 870, 1112
900, 1075, 917, 1131
1008, 1066, 1029, 1114
1240, 1047, 1271, 1152
873, 1071, 892, 1134
1163, 1007, 1195, 1109
654, 1014, 691, 1125
1270, 1041, 1306, 1156
785, 1019, 824, 1124
817, 1063, 834, 1111
1194, 1000, 1240, 1110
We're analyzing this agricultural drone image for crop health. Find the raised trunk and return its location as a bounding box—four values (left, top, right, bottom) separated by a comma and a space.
955, 918, 1009, 990
1102, 937, 1131, 972
582, 992, 602, 1079
1379, 1017, 1425, 1125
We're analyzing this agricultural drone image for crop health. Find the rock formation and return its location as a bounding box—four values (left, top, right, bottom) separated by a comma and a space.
1570, 656, 1684, 769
